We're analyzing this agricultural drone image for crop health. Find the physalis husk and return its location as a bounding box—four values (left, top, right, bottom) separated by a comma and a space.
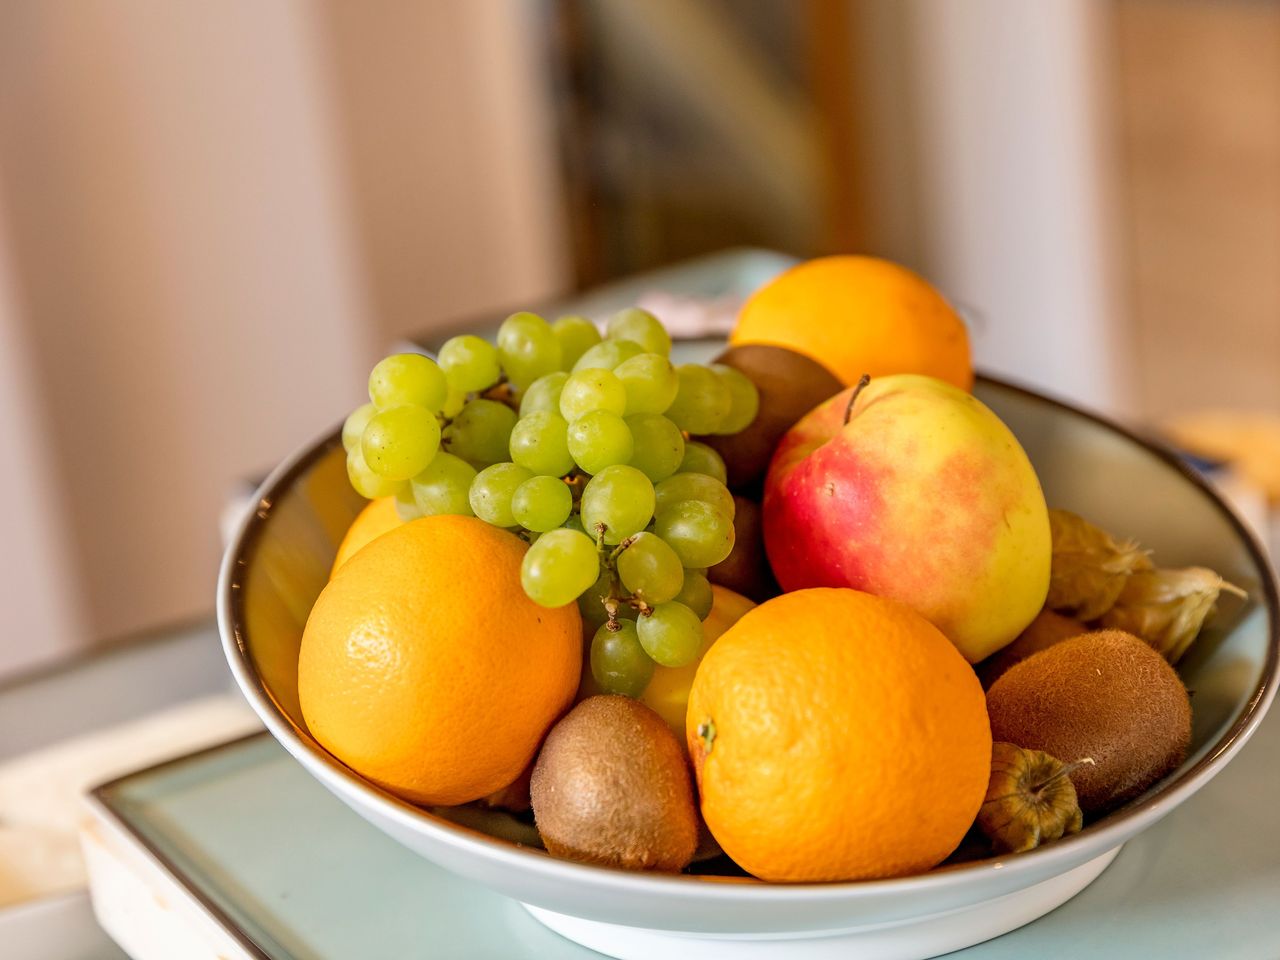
1046, 510, 1151, 621
1101, 567, 1247, 664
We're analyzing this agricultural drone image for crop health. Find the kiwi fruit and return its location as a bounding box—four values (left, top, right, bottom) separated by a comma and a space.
978, 609, 1087, 688
530, 695, 698, 871
986, 629, 1192, 815
699, 344, 843, 493
708, 495, 779, 602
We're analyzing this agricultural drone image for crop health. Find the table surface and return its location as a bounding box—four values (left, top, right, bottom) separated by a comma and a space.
0, 619, 230, 960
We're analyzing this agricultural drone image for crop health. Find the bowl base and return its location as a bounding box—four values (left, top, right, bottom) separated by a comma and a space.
523, 845, 1120, 960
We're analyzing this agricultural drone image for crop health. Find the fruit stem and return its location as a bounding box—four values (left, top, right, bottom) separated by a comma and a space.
596, 526, 650, 626
481, 380, 517, 411
1029, 757, 1096, 797
608, 536, 636, 563
843, 374, 871, 426
697, 719, 716, 753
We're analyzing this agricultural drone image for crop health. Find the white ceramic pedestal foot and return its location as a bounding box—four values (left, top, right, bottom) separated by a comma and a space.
524, 846, 1120, 960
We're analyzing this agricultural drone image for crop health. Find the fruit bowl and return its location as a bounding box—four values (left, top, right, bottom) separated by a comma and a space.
219, 375, 1278, 960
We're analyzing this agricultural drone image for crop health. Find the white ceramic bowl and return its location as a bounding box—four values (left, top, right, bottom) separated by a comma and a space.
219, 376, 1278, 960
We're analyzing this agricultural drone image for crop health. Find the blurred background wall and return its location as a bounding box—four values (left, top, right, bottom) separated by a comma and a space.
0, 0, 1271, 676
0, 0, 566, 674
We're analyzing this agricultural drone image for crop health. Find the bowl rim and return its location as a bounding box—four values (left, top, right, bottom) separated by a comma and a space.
219, 372, 1280, 900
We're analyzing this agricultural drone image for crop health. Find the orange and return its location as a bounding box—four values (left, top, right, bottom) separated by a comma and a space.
730, 256, 973, 390
330, 496, 402, 577
299, 515, 581, 806
641, 585, 755, 740
686, 588, 991, 882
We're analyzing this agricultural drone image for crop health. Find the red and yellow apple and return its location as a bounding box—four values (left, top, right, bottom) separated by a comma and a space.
762, 374, 1050, 662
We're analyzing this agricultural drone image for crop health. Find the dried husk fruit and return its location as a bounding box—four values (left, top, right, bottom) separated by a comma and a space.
977, 742, 1090, 854
1101, 567, 1247, 664
1046, 510, 1151, 620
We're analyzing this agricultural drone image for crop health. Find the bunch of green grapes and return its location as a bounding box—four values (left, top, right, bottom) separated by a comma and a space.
340, 307, 759, 699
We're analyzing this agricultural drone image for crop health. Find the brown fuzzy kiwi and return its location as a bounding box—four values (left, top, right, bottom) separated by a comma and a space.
978, 609, 1087, 689
986, 629, 1192, 815
530, 695, 699, 871
698, 345, 843, 493
707, 495, 780, 602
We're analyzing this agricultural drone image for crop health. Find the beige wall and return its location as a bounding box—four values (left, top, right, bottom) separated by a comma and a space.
850, 0, 1128, 415
0, 0, 565, 674
1116, 0, 1280, 420
319, 1, 569, 343
0, 191, 88, 670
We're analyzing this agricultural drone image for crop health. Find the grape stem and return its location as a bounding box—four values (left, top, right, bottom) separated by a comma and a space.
480, 379, 518, 412
608, 535, 637, 563
595, 525, 652, 627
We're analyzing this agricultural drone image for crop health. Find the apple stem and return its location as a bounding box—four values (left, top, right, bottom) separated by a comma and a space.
843, 374, 871, 425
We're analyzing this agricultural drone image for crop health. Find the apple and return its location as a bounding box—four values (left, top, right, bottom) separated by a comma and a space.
763, 374, 1050, 662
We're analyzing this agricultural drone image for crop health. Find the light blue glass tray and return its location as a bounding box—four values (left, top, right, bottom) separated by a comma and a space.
92, 711, 1280, 960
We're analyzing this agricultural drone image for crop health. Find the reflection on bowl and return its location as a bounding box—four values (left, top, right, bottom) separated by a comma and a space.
219, 375, 1277, 960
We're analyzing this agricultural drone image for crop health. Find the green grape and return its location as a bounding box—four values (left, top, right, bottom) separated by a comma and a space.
497, 311, 562, 389
580, 465, 655, 545
368, 353, 448, 412
616, 532, 683, 604
469, 462, 533, 527
521, 528, 601, 607
572, 338, 643, 373
665, 364, 731, 435
444, 399, 518, 466
347, 445, 403, 499
394, 483, 423, 520
441, 381, 466, 418
654, 472, 735, 520
625, 414, 685, 483
567, 411, 634, 475
411, 451, 476, 516
614, 353, 679, 415
438, 335, 501, 393
655, 499, 735, 568
519, 371, 569, 417
674, 569, 714, 619
606, 307, 671, 356
590, 620, 654, 697
552, 315, 602, 370
637, 601, 704, 667
509, 411, 574, 477
342, 403, 377, 452
559, 368, 627, 421
578, 569, 631, 631
361, 405, 441, 480
562, 513, 588, 536
512, 475, 573, 532
677, 441, 728, 485
710, 364, 760, 434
